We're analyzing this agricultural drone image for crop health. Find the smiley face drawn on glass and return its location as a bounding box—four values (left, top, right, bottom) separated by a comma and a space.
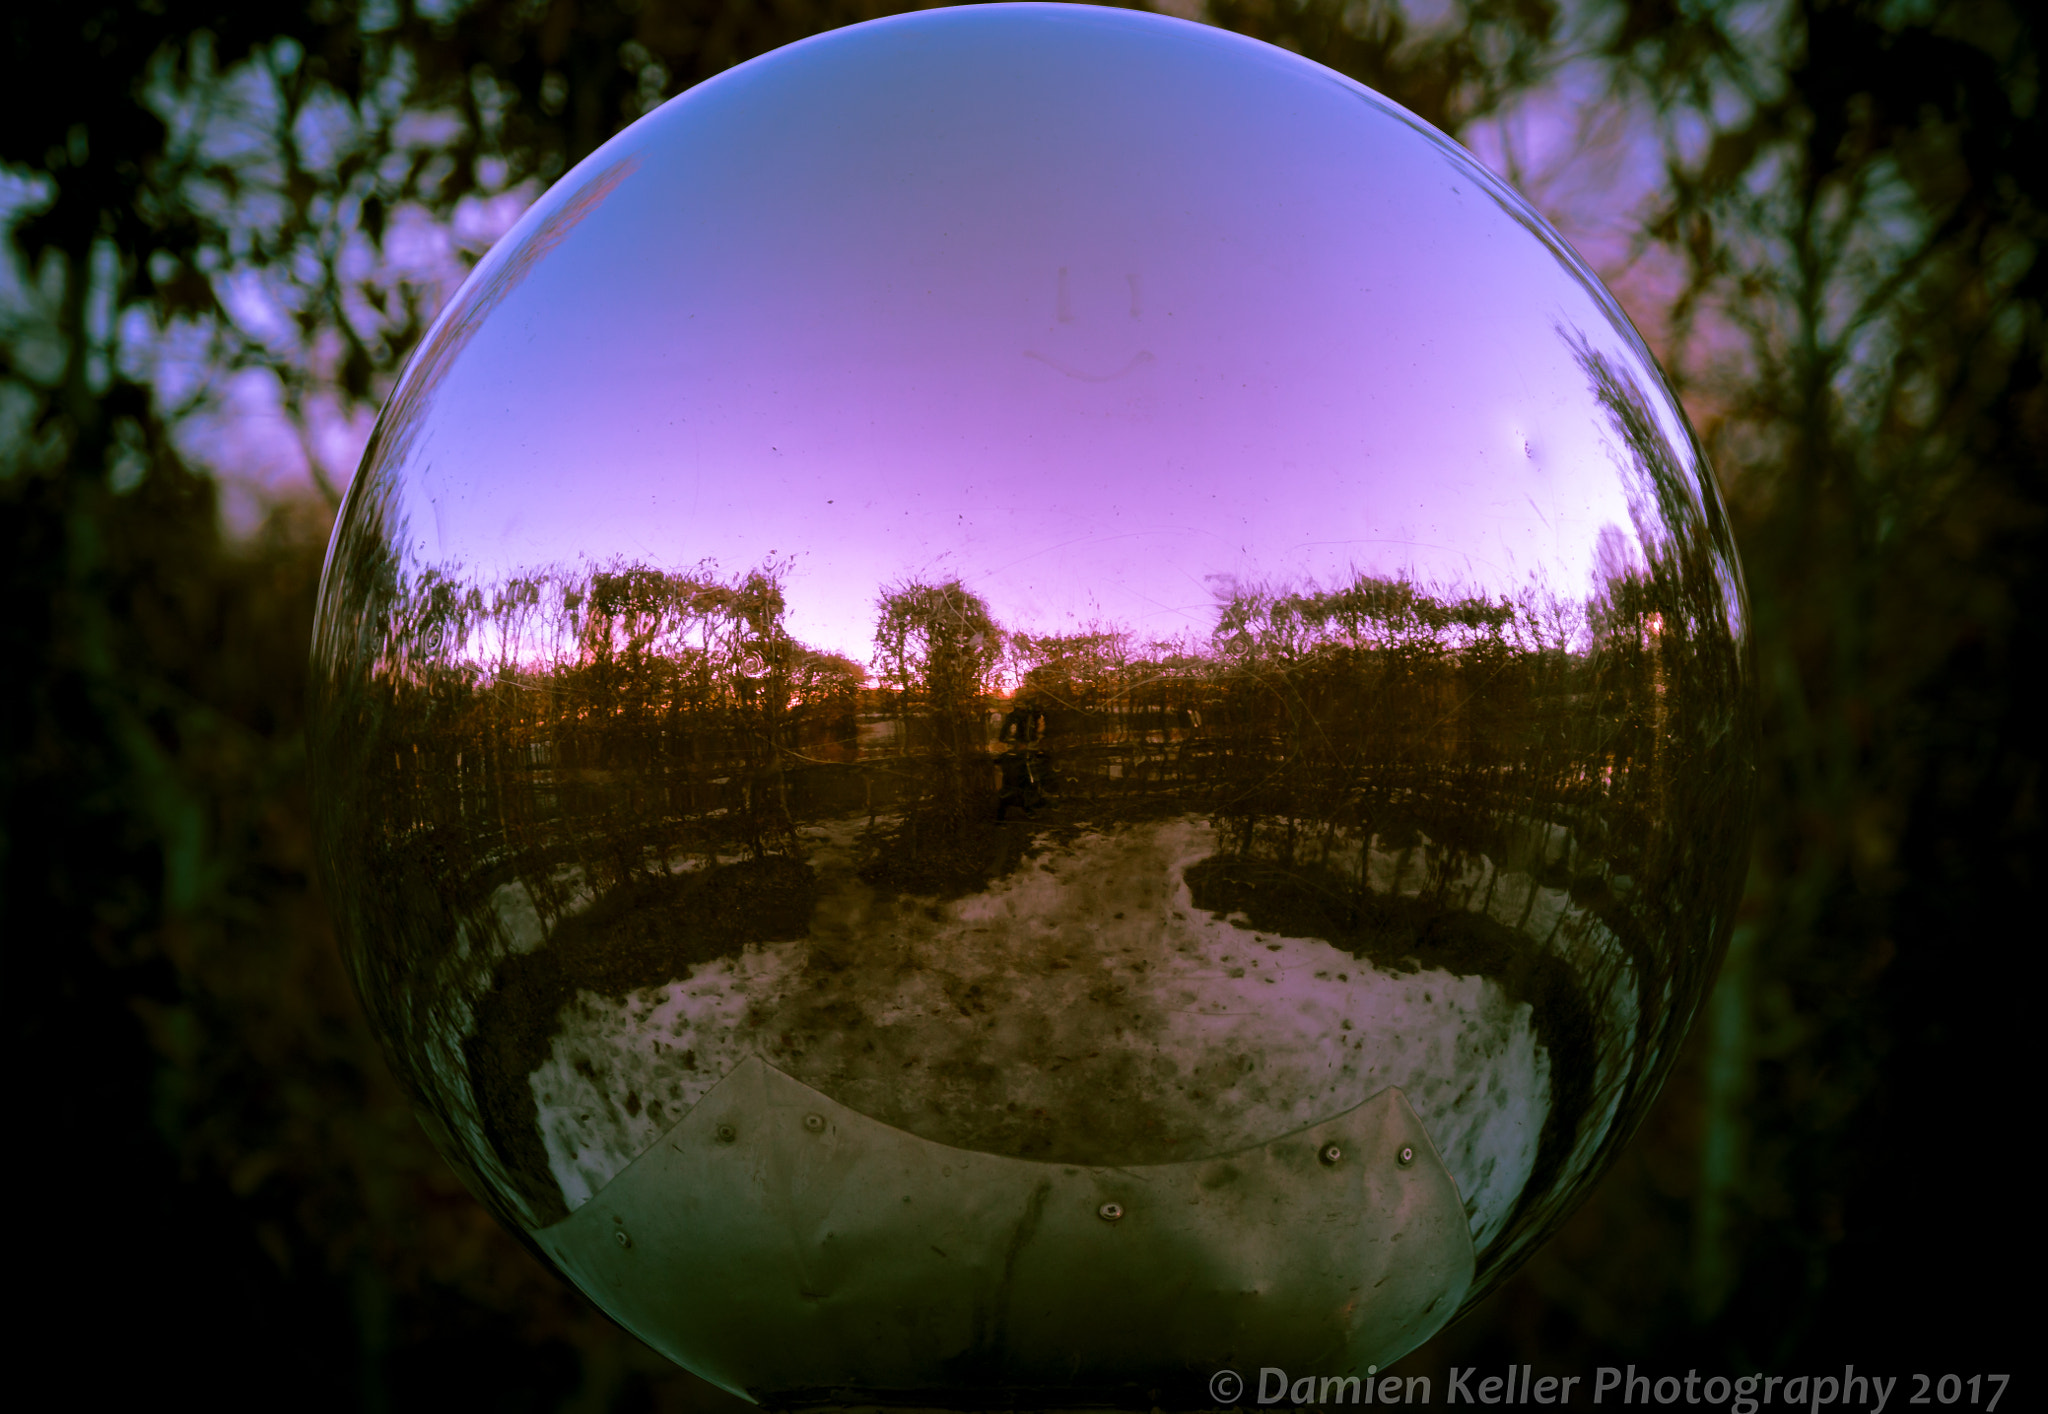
1026, 267, 1155, 383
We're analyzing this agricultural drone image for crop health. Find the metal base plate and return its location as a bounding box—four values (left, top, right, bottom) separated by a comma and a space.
535, 1057, 1474, 1405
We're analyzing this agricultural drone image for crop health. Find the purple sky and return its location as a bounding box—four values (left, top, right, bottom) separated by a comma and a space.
352, 5, 1702, 663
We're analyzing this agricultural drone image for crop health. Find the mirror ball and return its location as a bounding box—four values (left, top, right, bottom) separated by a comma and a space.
310, 4, 1754, 1404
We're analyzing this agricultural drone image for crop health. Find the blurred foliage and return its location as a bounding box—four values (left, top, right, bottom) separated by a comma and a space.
2, 0, 2038, 1406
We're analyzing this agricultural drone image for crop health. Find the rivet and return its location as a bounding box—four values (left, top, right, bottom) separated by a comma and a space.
715, 1123, 738, 1144
1099, 1202, 1125, 1222
803, 1113, 826, 1133
1397, 1144, 1416, 1167
613, 1229, 632, 1249
1320, 1143, 1343, 1166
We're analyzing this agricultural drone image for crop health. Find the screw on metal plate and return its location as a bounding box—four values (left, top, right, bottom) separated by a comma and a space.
1397, 1144, 1417, 1167
1320, 1143, 1343, 1166
1098, 1202, 1125, 1222
614, 1229, 632, 1249
715, 1123, 738, 1144
803, 1113, 826, 1133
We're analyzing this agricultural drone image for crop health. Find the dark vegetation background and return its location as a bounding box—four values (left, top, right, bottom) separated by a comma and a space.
3, 0, 2038, 1407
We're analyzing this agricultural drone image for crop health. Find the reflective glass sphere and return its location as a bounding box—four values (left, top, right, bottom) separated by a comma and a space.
311, 4, 1753, 1404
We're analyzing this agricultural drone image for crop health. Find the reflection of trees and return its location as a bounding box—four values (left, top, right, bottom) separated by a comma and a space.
313, 482, 868, 1223
346, 555, 870, 906
315, 441, 1746, 1242
1170, 481, 1747, 1271
871, 579, 1002, 843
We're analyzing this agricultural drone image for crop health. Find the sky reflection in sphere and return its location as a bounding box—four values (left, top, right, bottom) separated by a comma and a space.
312, 5, 1752, 1401
384, 8, 1686, 660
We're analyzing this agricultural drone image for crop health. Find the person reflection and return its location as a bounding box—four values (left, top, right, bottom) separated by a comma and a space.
998, 698, 1045, 744
995, 697, 1051, 821
994, 743, 1050, 822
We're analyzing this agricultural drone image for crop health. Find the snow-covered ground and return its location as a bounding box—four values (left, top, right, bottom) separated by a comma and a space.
521, 814, 1626, 1252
